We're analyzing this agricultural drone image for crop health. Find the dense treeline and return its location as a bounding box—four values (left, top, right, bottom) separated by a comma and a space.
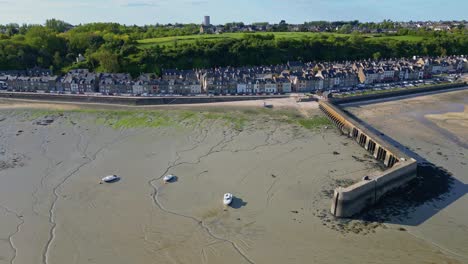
0, 20, 467, 76
148, 33, 468, 69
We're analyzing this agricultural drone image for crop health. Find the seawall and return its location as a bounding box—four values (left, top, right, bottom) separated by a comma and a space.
0, 92, 288, 105
320, 83, 468, 217
320, 100, 418, 218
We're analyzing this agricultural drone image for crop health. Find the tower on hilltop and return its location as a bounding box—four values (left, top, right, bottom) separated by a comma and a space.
203, 16, 210, 26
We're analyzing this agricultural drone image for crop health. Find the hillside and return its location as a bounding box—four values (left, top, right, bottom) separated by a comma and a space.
0, 21, 466, 76
137, 32, 425, 48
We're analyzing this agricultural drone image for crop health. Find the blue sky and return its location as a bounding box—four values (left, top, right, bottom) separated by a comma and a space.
0, 0, 466, 25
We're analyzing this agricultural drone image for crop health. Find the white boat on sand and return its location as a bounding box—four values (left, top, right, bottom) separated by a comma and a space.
101, 175, 120, 183
263, 101, 273, 108
164, 174, 175, 183
223, 193, 233, 206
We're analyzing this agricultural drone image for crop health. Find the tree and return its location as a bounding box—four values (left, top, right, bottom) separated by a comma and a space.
5, 23, 19, 36
45, 19, 72, 33
53, 51, 62, 68
276, 20, 288, 32
92, 49, 120, 72
373, 52, 382, 60
338, 24, 353, 34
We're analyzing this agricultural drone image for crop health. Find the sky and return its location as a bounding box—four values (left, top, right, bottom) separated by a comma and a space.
0, 0, 467, 25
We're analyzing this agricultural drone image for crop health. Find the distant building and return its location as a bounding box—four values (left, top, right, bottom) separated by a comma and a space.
203, 16, 210, 26
200, 15, 215, 34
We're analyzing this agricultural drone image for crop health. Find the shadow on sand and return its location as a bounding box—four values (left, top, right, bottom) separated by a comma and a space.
357, 164, 467, 226
230, 197, 248, 209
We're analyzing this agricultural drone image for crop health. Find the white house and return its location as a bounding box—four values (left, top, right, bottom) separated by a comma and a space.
253, 81, 262, 93
399, 68, 409, 80
381, 69, 395, 81
275, 78, 292, 93
431, 64, 443, 74
0, 81, 7, 89
246, 82, 255, 94
264, 80, 277, 93
282, 82, 292, 93
189, 83, 202, 94
132, 82, 145, 95
70, 83, 79, 92
237, 83, 247, 94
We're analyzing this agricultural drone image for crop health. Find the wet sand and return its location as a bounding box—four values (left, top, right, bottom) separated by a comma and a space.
0, 100, 461, 264
345, 89, 468, 263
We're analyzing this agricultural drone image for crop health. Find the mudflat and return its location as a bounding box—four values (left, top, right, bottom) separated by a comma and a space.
0, 99, 460, 264
345, 89, 468, 263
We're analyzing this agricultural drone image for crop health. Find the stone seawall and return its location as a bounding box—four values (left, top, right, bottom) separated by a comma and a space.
319, 101, 405, 168
320, 84, 468, 217
331, 159, 417, 217
0, 92, 288, 105
319, 100, 417, 217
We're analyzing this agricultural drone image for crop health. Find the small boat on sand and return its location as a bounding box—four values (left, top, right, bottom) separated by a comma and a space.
223, 193, 233, 206
163, 174, 175, 183
101, 175, 119, 183
263, 101, 273, 108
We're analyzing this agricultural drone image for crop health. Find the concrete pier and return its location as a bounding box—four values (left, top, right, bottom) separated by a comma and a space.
319, 101, 404, 167
319, 100, 417, 217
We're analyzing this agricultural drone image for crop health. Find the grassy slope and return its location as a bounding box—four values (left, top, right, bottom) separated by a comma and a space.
136, 32, 425, 48
367, 35, 424, 42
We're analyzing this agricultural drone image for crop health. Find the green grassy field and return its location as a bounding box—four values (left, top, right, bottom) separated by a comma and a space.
137, 32, 342, 48
366, 35, 424, 42
137, 32, 425, 48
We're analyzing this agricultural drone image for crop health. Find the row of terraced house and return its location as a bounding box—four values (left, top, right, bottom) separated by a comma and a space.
0, 56, 467, 95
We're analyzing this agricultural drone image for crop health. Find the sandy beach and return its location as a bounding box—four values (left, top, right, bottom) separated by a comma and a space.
0, 98, 461, 264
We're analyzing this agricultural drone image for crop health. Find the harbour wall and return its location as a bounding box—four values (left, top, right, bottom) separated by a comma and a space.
320, 100, 418, 218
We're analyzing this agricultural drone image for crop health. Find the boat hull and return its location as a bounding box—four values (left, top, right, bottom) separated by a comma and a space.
163, 175, 174, 182
223, 193, 233, 205
102, 175, 119, 183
